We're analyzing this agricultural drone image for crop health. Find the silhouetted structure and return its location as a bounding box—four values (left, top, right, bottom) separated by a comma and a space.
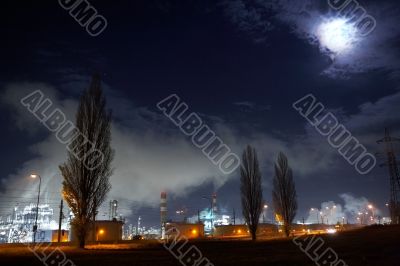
378, 129, 400, 224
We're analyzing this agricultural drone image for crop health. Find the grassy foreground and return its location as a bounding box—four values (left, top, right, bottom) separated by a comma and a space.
0, 225, 398, 266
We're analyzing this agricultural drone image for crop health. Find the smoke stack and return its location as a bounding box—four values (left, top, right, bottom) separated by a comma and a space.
109, 200, 118, 220
212, 193, 217, 214
160, 192, 167, 227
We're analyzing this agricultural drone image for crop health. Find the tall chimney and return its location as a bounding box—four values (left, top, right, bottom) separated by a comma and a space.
212, 193, 218, 214
160, 192, 167, 226
160, 192, 167, 239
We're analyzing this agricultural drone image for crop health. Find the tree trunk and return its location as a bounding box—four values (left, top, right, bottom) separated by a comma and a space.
79, 237, 85, 249
251, 230, 257, 241
284, 224, 290, 237
77, 225, 86, 248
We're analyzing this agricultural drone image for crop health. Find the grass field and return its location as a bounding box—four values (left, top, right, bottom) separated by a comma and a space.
0, 225, 398, 266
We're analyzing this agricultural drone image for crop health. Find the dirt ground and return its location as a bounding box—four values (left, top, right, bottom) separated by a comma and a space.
0, 225, 398, 266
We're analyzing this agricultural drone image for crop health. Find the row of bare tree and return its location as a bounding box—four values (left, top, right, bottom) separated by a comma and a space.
240, 145, 298, 240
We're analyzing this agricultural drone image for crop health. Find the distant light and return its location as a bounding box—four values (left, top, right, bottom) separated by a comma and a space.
191, 229, 197, 235
237, 229, 242, 234
30, 174, 38, 179
99, 229, 105, 235
368, 205, 373, 209
326, 229, 337, 234
264, 205, 268, 209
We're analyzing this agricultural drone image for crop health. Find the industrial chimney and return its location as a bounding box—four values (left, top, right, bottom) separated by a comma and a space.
160, 192, 167, 238
109, 200, 118, 220
212, 193, 218, 214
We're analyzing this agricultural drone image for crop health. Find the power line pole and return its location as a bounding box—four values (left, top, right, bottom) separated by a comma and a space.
58, 199, 63, 243
377, 128, 400, 224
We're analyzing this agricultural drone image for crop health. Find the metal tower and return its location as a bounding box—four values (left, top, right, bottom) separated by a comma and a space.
377, 128, 400, 224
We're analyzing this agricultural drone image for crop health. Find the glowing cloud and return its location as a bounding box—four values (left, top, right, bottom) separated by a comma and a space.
316, 18, 360, 55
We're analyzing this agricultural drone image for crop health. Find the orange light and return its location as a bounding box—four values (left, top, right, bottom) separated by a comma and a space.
99, 229, 105, 235
191, 229, 197, 235
237, 229, 242, 234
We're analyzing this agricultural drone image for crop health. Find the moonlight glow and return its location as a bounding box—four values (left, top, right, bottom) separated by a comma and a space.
317, 18, 359, 54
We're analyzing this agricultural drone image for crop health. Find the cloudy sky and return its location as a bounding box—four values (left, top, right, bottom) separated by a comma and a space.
1, 0, 399, 227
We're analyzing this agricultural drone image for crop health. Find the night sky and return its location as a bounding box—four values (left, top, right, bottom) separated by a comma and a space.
1, 0, 400, 227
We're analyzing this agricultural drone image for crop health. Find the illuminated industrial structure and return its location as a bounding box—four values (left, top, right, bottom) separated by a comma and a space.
164, 222, 205, 239
214, 224, 278, 238
0, 203, 70, 243
70, 220, 123, 243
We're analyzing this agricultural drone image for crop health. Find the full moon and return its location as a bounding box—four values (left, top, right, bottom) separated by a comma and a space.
316, 18, 359, 54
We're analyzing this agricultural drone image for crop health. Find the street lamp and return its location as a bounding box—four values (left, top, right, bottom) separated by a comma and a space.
30, 174, 42, 244
263, 204, 268, 223
320, 212, 324, 224
310, 208, 319, 224
324, 206, 336, 225
368, 205, 375, 223
358, 212, 366, 224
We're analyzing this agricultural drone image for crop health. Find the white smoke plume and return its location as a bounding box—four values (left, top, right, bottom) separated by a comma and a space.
1, 78, 394, 222
305, 193, 381, 224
